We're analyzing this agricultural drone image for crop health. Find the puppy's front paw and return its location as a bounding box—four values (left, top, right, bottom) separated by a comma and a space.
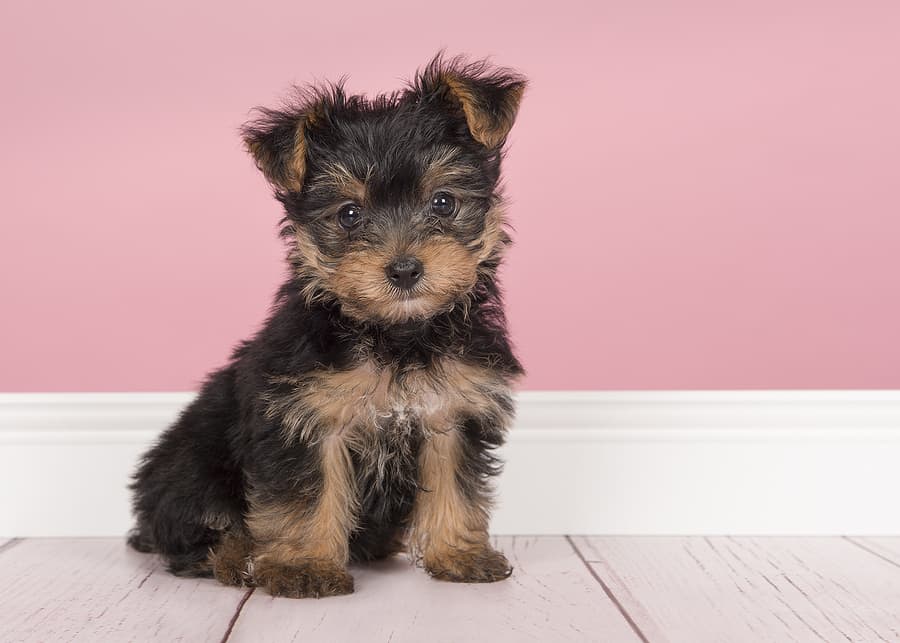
425, 546, 513, 583
253, 559, 354, 598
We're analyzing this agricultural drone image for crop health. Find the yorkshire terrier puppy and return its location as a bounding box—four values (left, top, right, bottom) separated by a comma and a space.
128, 54, 525, 598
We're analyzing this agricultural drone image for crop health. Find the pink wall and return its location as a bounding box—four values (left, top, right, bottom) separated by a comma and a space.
2, 1, 899, 392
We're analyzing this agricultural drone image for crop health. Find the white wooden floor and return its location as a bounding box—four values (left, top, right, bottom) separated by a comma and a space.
2, 536, 900, 642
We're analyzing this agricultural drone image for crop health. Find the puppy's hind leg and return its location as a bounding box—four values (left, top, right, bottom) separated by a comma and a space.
210, 527, 255, 586
129, 366, 246, 578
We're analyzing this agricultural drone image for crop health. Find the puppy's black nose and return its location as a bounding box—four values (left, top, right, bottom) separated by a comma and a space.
386, 257, 424, 290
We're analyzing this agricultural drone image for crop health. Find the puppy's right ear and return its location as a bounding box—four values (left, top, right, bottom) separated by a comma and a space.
241, 104, 313, 193
414, 54, 527, 151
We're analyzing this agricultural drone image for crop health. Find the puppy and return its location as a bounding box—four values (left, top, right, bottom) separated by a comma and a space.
128, 54, 525, 598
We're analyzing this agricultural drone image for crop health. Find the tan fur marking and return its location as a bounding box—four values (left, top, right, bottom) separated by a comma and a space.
293, 360, 393, 438
209, 530, 254, 586
311, 162, 368, 204
416, 236, 479, 304
420, 148, 481, 199
287, 120, 307, 192
443, 75, 524, 149
245, 117, 308, 192
270, 358, 511, 443
329, 237, 478, 324
410, 429, 489, 559
405, 369, 514, 581
288, 225, 336, 304
472, 205, 510, 265
249, 435, 357, 566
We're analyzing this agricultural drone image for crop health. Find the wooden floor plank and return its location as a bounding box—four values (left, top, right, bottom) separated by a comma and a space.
0, 538, 248, 643
575, 536, 900, 643
7, 536, 899, 643
229, 536, 642, 643
847, 537, 900, 569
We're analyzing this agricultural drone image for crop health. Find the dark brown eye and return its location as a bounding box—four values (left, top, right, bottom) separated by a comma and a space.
430, 192, 456, 217
338, 203, 363, 229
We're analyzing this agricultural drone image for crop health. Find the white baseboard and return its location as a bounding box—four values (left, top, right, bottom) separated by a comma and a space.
2, 391, 900, 536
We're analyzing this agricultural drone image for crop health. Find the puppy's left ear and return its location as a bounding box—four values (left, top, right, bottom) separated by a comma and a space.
241, 101, 318, 193
417, 55, 527, 150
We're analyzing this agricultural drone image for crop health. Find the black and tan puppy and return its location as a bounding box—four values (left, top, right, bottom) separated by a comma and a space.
128, 55, 525, 598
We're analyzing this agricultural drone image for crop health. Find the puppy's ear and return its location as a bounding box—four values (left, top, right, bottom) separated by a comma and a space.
241, 92, 328, 192
416, 54, 527, 149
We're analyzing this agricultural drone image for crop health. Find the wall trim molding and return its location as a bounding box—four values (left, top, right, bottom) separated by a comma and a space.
2, 391, 900, 536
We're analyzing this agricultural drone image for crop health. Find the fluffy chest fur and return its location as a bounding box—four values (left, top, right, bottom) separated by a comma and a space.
267, 357, 512, 446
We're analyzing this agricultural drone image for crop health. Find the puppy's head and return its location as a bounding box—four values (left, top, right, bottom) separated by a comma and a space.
241, 54, 526, 325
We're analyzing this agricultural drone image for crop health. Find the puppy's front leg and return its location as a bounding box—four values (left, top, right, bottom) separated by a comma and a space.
411, 427, 512, 583
248, 435, 357, 598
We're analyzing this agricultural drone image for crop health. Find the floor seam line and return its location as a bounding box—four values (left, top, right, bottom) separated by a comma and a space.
564, 535, 652, 643
842, 536, 900, 570
220, 587, 254, 643
0, 538, 23, 556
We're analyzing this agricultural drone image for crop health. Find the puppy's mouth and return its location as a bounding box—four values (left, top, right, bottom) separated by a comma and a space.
392, 286, 424, 301
384, 271, 429, 301
391, 288, 430, 310
383, 283, 449, 320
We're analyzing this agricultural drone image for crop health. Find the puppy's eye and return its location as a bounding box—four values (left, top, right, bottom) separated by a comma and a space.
430, 192, 456, 217
337, 203, 363, 229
